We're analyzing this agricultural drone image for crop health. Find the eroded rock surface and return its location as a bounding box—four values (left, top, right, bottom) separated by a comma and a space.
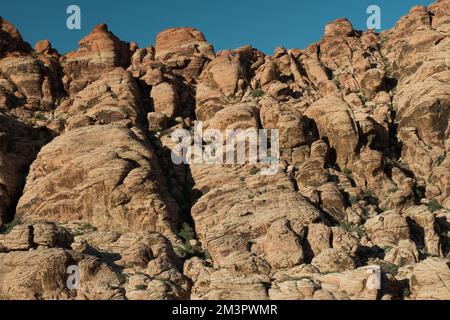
16, 125, 179, 239
1, 1, 450, 300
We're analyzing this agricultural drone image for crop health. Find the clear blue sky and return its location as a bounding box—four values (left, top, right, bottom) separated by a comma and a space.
1, 0, 435, 55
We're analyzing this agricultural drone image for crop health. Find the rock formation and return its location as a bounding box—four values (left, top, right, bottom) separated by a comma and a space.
0, 0, 449, 300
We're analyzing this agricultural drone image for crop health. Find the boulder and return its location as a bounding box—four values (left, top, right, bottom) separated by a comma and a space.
410, 258, 450, 300
16, 125, 179, 238
62, 24, 132, 94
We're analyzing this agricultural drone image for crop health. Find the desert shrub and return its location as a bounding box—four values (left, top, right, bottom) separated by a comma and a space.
382, 245, 393, 253
251, 88, 264, 98
342, 167, 353, 180
178, 222, 195, 243
177, 222, 211, 260
0, 217, 21, 234
340, 222, 365, 239
403, 288, 411, 299
135, 284, 147, 291
116, 272, 129, 285
436, 151, 447, 166
428, 199, 443, 213
79, 43, 91, 51
380, 35, 388, 48
359, 95, 369, 106
381, 263, 399, 275
150, 127, 162, 133
161, 128, 174, 136
178, 243, 211, 260
33, 113, 47, 121
386, 157, 409, 171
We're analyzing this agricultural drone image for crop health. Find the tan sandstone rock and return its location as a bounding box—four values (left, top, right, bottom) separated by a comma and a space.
16, 125, 179, 238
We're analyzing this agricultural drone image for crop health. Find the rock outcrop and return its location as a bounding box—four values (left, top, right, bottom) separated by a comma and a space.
0, 222, 188, 300
0, 17, 30, 57
0, 0, 450, 301
0, 114, 51, 226
62, 24, 133, 94
16, 125, 179, 239
155, 27, 215, 81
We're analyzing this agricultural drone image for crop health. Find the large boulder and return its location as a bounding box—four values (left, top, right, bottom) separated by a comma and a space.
62, 24, 133, 94
190, 164, 321, 274
305, 96, 359, 168
0, 54, 64, 111
184, 258, 270, 300
155, 27, 214, 81
195, 46, 264, 121
364, 211, 410, 247
0, 248, 74, 300
0, 17, 31, 57
0, 222, 188, 300
16, 125, 179, 238
410, 258, 450, 300
56, 68, 145, 131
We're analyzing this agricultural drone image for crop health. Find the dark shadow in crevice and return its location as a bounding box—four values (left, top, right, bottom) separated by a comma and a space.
0, 113, 55, 224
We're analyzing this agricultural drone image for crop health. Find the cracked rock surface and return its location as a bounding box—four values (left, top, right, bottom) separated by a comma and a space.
1, 1, 450, 300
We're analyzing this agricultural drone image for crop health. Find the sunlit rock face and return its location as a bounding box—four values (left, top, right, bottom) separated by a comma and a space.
0, 1, 450, 300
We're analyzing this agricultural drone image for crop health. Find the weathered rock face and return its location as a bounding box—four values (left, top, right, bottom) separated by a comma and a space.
56, 68, 145, 131
305, 96, 359, 169
16, 125, 179, 239
364, 211, 411, 247
0, 0, 450, 301
188, 164, 321, 275
311, 248, 356, 273
0, 248, 74, 300
381, 0, 450, 207
385, 240, 420, 267
0, 114, 51, 226
0, 54, 64, 113
71, 228, 190, 300
0, 222, 188, 300
151, 81, 181, 118
198, 50, 248, 101
410, 258, 450, 300
185, 258, 270, 300
260, 97, 318, 150
62, 24, 133, 94
0, 56, 44, 106
0, 41, 62, 129
195, 46, 265, 121
404, 205, 442, 256
0, 17, 30, 57
155, 27, 215, 81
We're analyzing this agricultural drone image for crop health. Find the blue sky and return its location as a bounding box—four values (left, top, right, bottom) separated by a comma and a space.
1, 0, 435, 55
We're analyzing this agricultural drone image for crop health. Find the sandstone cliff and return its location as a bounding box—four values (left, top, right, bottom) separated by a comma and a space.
0, 1, 450, 300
